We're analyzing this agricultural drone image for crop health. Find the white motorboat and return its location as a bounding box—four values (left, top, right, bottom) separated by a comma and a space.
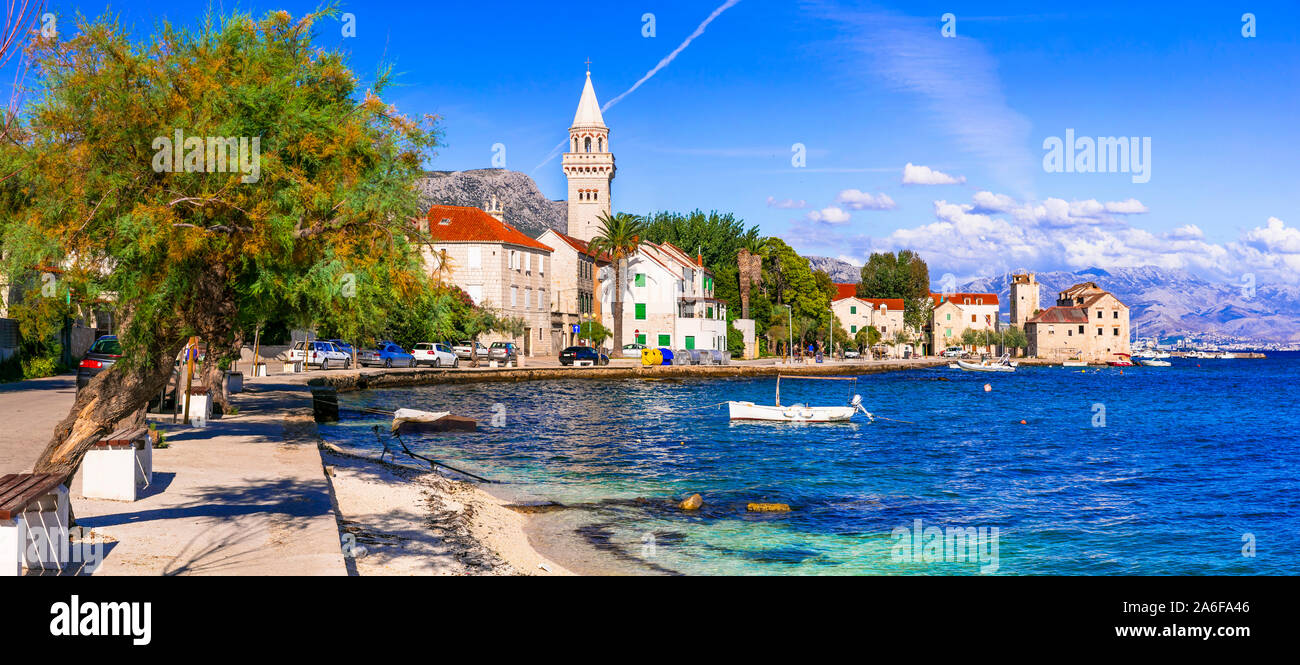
1062, 359, 1088, 367
957, 353, 1017, 373
727, 375, 873, 423
1135, 358, 1171, 367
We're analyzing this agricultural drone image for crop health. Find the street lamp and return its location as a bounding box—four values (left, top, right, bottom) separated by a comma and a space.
779, 304, 792, 363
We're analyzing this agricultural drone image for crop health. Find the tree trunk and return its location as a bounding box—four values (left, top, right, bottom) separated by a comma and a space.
612, 259, 623, 353
33, 338, 185, 484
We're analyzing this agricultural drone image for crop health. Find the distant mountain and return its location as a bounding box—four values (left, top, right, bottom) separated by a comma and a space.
417, 169, 567, 237
959, 267, 1300, 343
807, 256, 862, 283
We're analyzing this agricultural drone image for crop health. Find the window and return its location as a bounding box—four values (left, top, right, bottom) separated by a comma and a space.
467, 247, 482, 269
635, 273, 646, 287
658, 334, 671, 347
538, 256, 544, 274
1078, 325, 1085, 334
1113, 328, 1119, 336
1096, 310, 1102, 319
524, 289, 531, 309
1113, 311, 1118, 319
946, 313, 951, 321
636, 334, 646, 345
685, 336, 695, 350
971, 314, 977, 323
511, 286, 518, 307
851, 325, 857, 333
584, 137, 591, 152
525, 253, 531, 272
539, 289, 546, 309
467, 285, 483, 304
635, 303, 646, 320
850, 306, 857, 314
706, 306, 714, 319
945, 328, 952, 337
1096, 327, 1103, 336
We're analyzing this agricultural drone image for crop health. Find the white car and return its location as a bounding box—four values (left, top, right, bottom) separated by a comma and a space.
621, 343, 647, 358
940, 346, 964, 358
453, 340, 490, 360
844, 350, 861, 359
413, 342, 459, 368
289, 341, 352, 369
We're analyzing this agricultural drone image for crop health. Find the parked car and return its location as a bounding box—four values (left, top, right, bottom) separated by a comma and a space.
327, 339, 355, 356
940, 346, 964, 358
559, 346, 609, 366
621, 342, 647, 357
453, 340, 490, 360
359, 343, 415, 368
412, 342, 459, 368
489, 341, 519, 362
289, 341, 352, 369
76, 335, 124, 391
844, 349, 861, 359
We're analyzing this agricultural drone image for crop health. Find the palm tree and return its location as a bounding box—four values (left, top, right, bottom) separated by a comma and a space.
736, 235, 768, 320
587, 212, 647, 354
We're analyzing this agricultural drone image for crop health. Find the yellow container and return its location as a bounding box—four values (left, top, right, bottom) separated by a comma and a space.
641, 348, 662, 366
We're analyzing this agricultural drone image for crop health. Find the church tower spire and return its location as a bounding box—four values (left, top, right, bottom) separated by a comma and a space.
563, 69, 615, 242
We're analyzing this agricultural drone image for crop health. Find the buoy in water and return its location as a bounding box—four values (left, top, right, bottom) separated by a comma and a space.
983, 383, 992, 392
1019, 419, 1027, 425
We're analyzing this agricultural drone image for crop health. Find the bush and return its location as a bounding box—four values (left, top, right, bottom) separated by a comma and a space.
22, 355, 58, 379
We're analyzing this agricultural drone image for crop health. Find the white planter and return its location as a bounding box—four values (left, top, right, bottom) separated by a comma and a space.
225, 371, 244, 394
283, 361, 303, 374
187, 393, 212, 427
251, 363, 268, 377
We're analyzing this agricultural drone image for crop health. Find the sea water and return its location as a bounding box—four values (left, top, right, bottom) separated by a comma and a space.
318, 353, 1300, 575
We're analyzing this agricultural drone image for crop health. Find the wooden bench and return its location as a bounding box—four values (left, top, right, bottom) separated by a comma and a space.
0, 473, 70, 575
83, 427, 152, 502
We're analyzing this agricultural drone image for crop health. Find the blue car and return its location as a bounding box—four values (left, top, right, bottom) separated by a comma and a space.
359, 343, 415, 368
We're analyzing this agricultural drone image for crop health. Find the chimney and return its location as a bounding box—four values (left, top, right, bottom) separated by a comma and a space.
485, 195, 504, 222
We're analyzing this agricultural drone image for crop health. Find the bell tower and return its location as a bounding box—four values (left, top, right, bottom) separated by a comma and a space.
562, 68, 615, 242
1010, 273, 1041, 326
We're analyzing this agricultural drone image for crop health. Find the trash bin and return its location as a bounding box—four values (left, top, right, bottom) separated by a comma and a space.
640, 348, 662, 366
658, 348, 675, 365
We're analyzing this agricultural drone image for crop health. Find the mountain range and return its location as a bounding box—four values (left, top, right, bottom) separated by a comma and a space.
417, 169, 567, 237
808, 258, 1299, 343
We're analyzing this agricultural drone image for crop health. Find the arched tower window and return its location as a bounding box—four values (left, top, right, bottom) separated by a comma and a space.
584, 137, 592, 152
572, 137, 578, 152
597, 137, 604, 152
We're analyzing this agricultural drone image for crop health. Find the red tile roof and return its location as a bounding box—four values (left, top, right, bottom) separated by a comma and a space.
426, 205, 553, 252
929, 292, 999, 307
859, 297, 904, 311
1027, 306, 1089, 324
834, 283, 858, 300
541, 230, 612, 263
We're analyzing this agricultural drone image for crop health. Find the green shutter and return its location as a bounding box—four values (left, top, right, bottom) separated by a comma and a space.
851, 325, 857, 333
706, 306, 714, 319
685, 336, 695, 350
635, 273, 645, 287
850, 306, 857, 314
658, 334, 671, 347
636, 334, 646, 345
635, 303, 646, 320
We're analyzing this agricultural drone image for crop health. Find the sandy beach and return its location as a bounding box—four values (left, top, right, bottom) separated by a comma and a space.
320, 442, 573, 576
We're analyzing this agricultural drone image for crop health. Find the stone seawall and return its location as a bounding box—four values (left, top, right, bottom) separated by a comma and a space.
307, 359, 954, 394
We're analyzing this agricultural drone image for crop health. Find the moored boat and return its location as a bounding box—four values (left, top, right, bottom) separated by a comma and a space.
1107, 353, 1135, 367
727, 375, 873, 423
1062, 359, 1088, 367
956, 353, 1017, 373
1135, 358, 1171, 367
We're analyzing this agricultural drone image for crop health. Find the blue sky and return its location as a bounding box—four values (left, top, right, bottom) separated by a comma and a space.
11, 0, 1300, 284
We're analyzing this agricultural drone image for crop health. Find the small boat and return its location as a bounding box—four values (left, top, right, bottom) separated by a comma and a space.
1135, 358, 1171, 367
1217, 352, 1237, 359
1107, 353, 1135, 367
728, 375, 873, 423
956, 353, 1017, 373
1062, 359, 1088, 367
391, 408, 477, 434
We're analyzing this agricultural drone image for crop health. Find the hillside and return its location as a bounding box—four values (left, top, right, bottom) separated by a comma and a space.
416, 169, 567, 237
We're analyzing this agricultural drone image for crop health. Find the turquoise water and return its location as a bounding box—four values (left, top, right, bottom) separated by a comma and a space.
319, 354, 1300, 575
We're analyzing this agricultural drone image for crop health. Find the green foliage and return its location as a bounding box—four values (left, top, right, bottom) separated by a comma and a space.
381, 287, 460, 349
640, 210, 760, 271
765, 238, 830, 328
1003, 325, 1028, 349
22, 355, 58, 379
726, 322, 744, 356
857, 251, 932, 330
0, 7, 440, 375
581, 320, 611, 347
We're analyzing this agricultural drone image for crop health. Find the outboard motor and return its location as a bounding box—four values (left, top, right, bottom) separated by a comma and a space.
849, 394, 874, 421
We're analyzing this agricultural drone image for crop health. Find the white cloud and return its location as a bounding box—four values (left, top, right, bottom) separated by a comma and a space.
805, 206, 852, 224
766, 196, 807, 209
834, 189, 896, 210
782, 190, 1300, 286
902, 163, 966, 185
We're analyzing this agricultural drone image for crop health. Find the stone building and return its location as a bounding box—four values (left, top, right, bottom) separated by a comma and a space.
831, 284, 907, 356
1025, 282, 1130, 362
538, 228, 608, 351
422, 202, 555, 356
562, 71, 615, 243
927, 292, 1000, 354
1009, 273, 1042, 327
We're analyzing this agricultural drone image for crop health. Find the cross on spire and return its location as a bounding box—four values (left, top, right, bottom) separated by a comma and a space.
585, 57, 591, 73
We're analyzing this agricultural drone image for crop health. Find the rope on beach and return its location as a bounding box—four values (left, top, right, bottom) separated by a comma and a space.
372, 425, 495, 484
